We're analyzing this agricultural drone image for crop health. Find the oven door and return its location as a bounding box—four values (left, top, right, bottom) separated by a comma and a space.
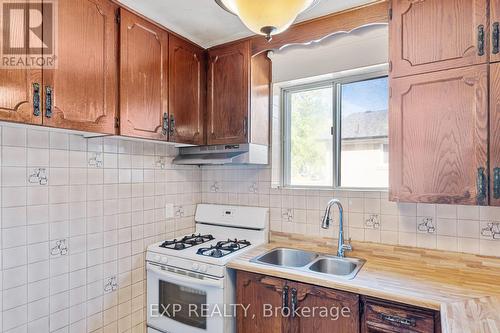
147, 262, 225, 333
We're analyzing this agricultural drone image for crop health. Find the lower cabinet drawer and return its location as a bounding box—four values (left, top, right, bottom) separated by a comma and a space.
362, 297, 438, 333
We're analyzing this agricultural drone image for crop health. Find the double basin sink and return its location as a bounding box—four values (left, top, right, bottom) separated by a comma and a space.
250, 247, 365, 280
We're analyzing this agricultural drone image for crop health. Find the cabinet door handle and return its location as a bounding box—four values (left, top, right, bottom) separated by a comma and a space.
290, 288, 297, 318
282, 285, 289, 314
477, 167, 487, 204
162, 113, 168, 136
494, 167, 500, 199
379, 314, 416, 327
478, 25, 485, 56
170, 114, 175, 136
493, 22, 500, 54
45, 86, 53, 118
33, 83, 40, 116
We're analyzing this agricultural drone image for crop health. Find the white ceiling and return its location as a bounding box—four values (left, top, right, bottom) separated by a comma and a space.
117, 0, 378, 48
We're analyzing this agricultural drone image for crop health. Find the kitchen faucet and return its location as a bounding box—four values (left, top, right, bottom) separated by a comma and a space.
321, 199, 352, 258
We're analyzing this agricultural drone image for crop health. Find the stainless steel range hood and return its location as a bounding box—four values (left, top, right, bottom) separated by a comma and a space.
173, 143, 268, 165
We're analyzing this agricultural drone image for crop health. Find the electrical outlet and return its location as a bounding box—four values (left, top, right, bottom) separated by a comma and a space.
165, 203, 174, 219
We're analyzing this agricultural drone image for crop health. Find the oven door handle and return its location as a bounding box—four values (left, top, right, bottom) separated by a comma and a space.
147, 263, 224, 289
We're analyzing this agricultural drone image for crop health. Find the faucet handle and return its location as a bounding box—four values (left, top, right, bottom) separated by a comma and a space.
342, 239, 353, 252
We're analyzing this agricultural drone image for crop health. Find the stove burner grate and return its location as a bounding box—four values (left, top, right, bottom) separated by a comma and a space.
196, 239, 251, 258
159, 234, 215, 250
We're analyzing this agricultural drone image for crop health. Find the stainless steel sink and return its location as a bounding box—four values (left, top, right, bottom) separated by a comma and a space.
308, 257, 364, 280
250, 247, 365, 280
251, 248, 318, 267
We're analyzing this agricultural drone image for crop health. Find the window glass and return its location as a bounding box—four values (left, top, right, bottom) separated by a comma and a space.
340, 77, 389, 188
288, 87, 333, 187
283, 73, 388, 189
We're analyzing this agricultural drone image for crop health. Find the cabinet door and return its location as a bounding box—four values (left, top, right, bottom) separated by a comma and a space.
207, 41, 250, 145
168, 35, 205, 144
291, 282, 360, 333
120, 9, 168, 140
0, 0, 42, 125
236, 271, 290, 333
361, 297, 436, 333
389, 65, 488, 205
492, 0, 500, 63
490, 63, 500, 205
390, 0, 488, 78
42, 0, 118, 134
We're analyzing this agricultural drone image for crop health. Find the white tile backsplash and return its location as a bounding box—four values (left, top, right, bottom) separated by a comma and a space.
0, 123, 201, 333
201, 165, 500, 257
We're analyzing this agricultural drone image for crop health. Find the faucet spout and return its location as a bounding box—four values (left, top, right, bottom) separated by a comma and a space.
321, 199, 351, 257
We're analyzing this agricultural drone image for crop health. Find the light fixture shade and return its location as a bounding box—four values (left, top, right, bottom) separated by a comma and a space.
217, 0, 317, 40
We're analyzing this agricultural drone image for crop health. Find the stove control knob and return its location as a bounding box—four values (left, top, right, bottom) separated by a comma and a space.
154, 255, 161, 262
161, 257, 168, 264
200, 265, 208, 272
192, 263, 200, 271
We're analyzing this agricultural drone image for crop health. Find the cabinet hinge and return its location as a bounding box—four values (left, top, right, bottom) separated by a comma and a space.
115, 11, 120, 24
115, 117, 120, 128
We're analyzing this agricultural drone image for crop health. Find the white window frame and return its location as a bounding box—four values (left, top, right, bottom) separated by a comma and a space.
281, 68, 389, 190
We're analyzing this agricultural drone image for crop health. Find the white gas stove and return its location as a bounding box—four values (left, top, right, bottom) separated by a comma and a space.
146, 204, 269, 333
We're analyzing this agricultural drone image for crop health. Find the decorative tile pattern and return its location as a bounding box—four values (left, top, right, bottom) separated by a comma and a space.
201, 165, 500, 257
0, 124, 202, 333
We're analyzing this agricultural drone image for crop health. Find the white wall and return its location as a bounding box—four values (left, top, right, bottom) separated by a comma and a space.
271, 24, 388, 83
0, 124, 201, 333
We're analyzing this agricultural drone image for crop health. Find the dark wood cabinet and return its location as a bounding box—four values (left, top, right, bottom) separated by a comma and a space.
42, 0, 119, 134
236, 271, 359, 333
389, 0, 488, 78
389, 65, 489, 205
237, 271, 291, 333
361, 297, 439, 333
168, 35, 205, 144
292, 281, 360, 333
207, 41, 270, 145
0, 0, 118, 131
119, 8, 169, 141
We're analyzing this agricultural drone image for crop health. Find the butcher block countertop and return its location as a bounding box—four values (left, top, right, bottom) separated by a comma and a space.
227, 232, 500, 333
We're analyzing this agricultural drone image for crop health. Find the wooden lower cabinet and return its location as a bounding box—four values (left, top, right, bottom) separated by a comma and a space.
236, 271, 359, 333
361, 297, 439, 333
236, 271, 291, 333
236, 271, 440, 333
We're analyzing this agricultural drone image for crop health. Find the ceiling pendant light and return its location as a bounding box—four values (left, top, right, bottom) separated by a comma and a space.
215, 0, 320, 41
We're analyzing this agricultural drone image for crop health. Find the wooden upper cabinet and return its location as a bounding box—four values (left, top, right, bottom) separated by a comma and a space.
207, 40, 271, 145
207, 41, 250, 145
389, 65, 489, 205
390, 0, 488, 78
492, 0, 500, 62
0, 0, 42, 125
120, 9, 169, 140
490, 63, 500, 206
42, 0, 118, 134
168, 35, 205, 145
293, 281, 360, 333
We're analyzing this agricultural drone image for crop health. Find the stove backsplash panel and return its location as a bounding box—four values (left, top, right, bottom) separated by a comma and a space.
201, 165, 500, 258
